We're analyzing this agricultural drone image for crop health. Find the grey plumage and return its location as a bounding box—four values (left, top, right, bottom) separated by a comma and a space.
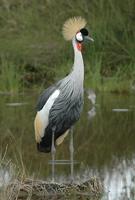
37, 70, 84, 152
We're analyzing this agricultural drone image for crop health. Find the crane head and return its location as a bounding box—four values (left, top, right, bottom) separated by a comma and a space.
62, 16, 94, 51
76, 28, 94, 43
75, 28, 94, 51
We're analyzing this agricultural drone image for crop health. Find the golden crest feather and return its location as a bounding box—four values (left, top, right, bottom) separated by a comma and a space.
62, 16, 87, 41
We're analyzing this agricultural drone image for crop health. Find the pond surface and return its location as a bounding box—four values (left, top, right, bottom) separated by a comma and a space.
0, 92, 135, 200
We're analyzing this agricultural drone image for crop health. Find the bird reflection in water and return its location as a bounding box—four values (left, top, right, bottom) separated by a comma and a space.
87, 89, 96, 120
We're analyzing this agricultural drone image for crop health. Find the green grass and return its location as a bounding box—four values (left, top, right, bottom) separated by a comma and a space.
85, 61, 135, 93
0, 56, 23, 94
0, 0, 134, 93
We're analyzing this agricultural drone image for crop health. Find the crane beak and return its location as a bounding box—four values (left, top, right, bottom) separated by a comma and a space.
85, 36, 94, 42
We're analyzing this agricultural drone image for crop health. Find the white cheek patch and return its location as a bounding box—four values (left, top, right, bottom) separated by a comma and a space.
37, 89, 60, 138
76, 32, 83, 42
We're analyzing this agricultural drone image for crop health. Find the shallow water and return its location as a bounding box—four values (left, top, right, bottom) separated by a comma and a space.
0, 92, 135, 200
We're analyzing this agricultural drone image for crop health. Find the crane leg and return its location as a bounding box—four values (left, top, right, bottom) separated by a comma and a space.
51, 127, 56, 182
69, 127, 74, 182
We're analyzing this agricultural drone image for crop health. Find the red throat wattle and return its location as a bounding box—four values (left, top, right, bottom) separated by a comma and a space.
76, 42, 82, 51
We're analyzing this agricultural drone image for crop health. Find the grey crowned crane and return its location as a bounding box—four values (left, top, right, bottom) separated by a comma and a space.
34, 17, 94, 181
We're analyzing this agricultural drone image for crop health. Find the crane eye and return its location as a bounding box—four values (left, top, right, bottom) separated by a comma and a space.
76, 32, 83, 42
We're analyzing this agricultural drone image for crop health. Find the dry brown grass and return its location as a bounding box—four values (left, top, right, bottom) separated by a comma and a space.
4, 177, 103, 200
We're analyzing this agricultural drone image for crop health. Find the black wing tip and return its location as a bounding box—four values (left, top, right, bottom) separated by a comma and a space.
37, 143, 51, 153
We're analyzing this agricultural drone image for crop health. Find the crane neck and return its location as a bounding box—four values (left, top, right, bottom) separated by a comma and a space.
71, 38, 84, 84
60, 38, 84, 99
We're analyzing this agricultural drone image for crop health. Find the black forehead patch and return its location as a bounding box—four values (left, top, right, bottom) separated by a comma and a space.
80, 28, 89, 36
